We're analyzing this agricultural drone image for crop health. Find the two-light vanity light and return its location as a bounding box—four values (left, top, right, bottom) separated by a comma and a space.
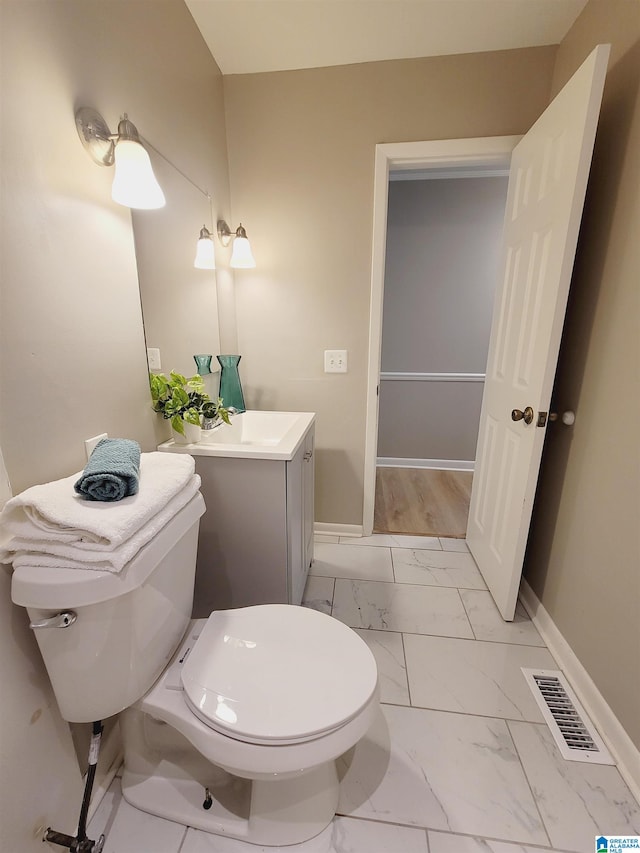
194, 221, 256, 270
75, 107, 256, 269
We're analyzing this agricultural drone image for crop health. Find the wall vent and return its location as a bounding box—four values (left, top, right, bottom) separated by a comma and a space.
521, 668, 614, 765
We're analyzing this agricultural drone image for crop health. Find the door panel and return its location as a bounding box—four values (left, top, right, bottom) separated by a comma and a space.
467, 44, 610, 619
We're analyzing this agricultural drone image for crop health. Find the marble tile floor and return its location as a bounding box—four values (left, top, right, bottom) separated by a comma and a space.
88, 535, 640, 853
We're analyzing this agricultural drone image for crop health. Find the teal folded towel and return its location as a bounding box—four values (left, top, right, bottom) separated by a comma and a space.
74, 438, 141, 502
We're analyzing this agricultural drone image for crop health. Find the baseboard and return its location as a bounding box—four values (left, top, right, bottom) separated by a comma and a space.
520, 579, 640, 802
376, 457, 475, 472
314, 522, 363, 539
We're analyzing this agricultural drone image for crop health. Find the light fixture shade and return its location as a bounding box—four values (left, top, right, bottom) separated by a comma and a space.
194, 227, 216, 269
111, 139, 165, 209
230, 235, 256, 269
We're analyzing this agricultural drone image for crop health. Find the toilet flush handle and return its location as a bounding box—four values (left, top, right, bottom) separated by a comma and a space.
30, 611, 77, 630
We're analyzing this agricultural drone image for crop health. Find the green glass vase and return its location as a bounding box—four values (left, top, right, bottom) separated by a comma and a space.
217, 354, 246, 412
193, 354, 212, 375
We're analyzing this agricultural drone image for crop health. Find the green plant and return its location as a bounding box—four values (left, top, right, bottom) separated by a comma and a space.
149, 371, 230, 436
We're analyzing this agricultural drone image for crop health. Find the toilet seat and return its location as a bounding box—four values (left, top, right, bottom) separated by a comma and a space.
181, 605, 378, 745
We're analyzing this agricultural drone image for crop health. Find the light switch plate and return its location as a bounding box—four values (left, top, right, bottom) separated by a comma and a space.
147, 347, 161, 370
324, 350, 348, 373
85, 433, 108, 460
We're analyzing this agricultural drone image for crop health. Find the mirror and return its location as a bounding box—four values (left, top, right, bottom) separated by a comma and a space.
131, 151, 221, 399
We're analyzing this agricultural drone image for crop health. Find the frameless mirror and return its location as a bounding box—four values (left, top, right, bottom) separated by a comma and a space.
131, 151, 221, 398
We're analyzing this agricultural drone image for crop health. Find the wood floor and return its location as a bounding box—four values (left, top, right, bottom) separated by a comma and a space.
374, 467, 473, 538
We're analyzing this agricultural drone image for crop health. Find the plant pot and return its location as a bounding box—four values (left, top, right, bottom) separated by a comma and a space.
171, 421, 202, 445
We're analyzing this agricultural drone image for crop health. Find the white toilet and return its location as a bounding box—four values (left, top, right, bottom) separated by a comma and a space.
11, 492, 378, 847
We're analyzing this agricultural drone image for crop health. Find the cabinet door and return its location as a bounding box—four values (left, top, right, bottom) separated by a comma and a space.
194, 456, 288, 614
286, 425, 315, 606
286, 444, 304, 605
302, 426, 315, 572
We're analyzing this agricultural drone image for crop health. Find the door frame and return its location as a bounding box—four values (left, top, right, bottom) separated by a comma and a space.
363, 136, 521, 535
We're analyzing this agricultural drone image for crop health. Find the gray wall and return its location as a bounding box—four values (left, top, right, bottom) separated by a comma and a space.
381, 177, 508, 372
378, 176, 508, 463
378, 379, 486, 462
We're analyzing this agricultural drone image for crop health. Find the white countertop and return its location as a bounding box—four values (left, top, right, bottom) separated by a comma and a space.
158, 410, 315, 461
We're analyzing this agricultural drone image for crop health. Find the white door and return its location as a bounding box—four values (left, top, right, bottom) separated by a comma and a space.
467, 44, 610, 620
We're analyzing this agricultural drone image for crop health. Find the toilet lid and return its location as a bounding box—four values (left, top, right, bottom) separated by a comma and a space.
181, 605, 378, 745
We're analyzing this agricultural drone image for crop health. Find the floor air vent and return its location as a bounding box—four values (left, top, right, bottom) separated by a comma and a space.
521, 668, 614, 765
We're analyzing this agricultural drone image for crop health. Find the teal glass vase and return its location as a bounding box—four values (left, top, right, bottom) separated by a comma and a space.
193, 354, 213, 375
217, 354, 246, 412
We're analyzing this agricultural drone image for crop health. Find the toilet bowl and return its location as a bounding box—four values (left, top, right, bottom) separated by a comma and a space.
121, 607, 378, 844
11, 492, 379, 847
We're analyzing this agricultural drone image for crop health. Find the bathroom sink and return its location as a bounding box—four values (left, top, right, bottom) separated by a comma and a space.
203, 411, 302, 446
159, 410, 315, 461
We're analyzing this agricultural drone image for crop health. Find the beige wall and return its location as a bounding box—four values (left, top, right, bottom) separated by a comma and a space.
0, 444, 83, 852
0, 2, 230, 848
223, 47, 557, 524
524, 1, 640, 749
2, 7, 635, 852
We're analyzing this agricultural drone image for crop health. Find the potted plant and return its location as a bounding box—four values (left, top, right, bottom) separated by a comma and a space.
149, 371, 230, 444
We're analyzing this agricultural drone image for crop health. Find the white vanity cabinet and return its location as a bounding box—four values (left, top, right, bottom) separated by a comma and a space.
159, 412, 315, 615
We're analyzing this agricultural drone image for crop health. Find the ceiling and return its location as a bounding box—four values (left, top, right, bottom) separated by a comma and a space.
185, 0, 588, 76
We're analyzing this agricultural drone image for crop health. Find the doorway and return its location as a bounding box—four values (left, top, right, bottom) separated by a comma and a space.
373, 169, 509, 538
373, 467, 472, 537
363, 137, 520, 537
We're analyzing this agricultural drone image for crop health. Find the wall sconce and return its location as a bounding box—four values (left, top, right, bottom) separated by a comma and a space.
76, 108, 248, 273
194, 225, 216, 270
75, 107, 166, 209
217, 221, 256, 269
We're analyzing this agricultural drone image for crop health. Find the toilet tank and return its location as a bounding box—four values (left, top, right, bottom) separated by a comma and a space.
11, 493, 205, 723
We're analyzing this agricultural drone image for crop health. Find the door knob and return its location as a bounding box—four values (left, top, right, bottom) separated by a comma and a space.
511, 406, 534, 425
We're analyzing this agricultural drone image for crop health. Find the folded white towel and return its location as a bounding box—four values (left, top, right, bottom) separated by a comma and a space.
0, 452, 195, 552
6, 473, 201, 573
